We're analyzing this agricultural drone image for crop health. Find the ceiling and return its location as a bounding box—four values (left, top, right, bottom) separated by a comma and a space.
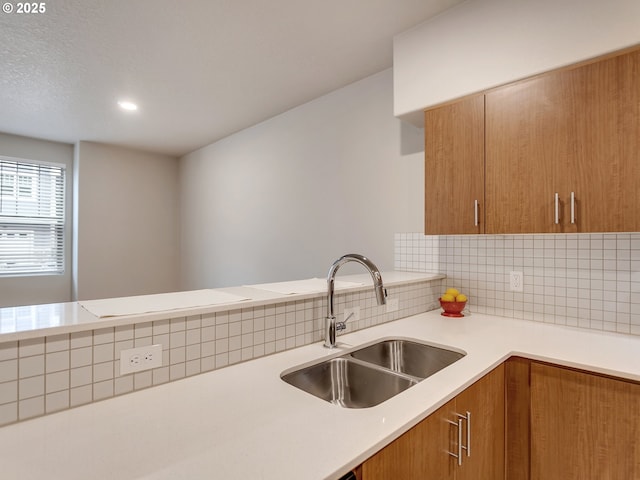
0, 0, 462, 157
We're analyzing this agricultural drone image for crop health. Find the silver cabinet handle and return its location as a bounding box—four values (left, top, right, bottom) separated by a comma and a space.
570, 191, 575, 224
554, 193, 559, 224
474, 200, 479, 227
465, 411, 471, 457
456, 416, 464, 466
448, 417, 464, 466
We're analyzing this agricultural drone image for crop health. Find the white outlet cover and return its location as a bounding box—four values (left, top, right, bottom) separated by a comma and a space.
510, 271, 524, 292
120, 344, 163, 375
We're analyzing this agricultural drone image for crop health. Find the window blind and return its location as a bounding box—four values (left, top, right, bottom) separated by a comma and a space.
0, 157, 65, 276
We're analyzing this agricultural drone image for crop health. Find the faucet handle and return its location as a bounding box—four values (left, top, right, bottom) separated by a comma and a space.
335, 321, 347, 332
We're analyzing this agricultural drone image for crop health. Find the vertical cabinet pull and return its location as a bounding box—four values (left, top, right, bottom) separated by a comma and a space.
554, 193, 559, 224
570, 191, 576, 224
465, 411, 471, 457
474, 200, 479, 227
449, 412, 471, 466
448, 417, 464, 466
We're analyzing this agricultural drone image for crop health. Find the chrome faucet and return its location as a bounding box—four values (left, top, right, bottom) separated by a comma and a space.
324, 254, 387, 348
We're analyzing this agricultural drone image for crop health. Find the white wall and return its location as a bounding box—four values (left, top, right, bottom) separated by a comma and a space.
179, 69, 424, 289
394, 0, 640, 124
74, 142, 180, 300
0, 132, 74, 307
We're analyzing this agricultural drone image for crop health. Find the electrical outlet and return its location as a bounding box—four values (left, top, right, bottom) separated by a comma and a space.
344, 306, 360, 323
386, 297, 399, 313
510, 271, 524, 292
120, 344, 163, 375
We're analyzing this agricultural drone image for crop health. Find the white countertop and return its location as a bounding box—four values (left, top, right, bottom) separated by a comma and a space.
0, 309, 639, 479
0, 271, 442, 342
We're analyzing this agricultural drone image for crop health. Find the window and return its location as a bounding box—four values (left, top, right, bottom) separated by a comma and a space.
0, 157, 66, 276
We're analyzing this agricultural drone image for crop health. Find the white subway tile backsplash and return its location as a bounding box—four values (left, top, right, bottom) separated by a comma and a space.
46, 351, 69, 373
19, 355, 44, 379
186, 329, 201, 346
170, 317, 186, 332
0, 381, 17, 404
201, 356, 215, 373
395, 232, 640, 337
93, 328, 114, 345
70, 366, 92, 388
134, 371, 152, 390
70, 347, 92, 368
93, 380, 114, 401
0, 360, 17, 383
134, 322, 153, 338
186, 315, 201, 330
19, 338, 44, 358
93, 362, 114, 383
45, 390, 69, 414
0, 342, 17, 362
46, 371, 69, 394
70, 331, 92, 349
0, 402, 17, 424
134, 337, 152, 348
153, 319, 170, 335
93, 344, 114, 364
169, 363, 185, 381
45, 334, 69, 353
152, 367, 169, 385
186, 344, 200, 361
115, 325, 134, 342
169, 331, 186, 349
114, 375, 133, 396
19, 396, 44, 420
18, 375, 44, 400
70, 385, 92, 407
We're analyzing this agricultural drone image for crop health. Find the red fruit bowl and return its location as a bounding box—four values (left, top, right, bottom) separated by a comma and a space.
439, 298, 467, 317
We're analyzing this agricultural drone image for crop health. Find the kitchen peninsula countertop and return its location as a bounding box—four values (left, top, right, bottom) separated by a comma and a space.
0, 309, 639, 479
0, 271, 442, 342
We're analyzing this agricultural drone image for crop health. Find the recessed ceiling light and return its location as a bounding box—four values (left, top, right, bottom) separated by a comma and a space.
117, 100, 138, 111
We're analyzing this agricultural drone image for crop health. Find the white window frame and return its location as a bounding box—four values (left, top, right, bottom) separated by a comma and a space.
0, 156, 66, 277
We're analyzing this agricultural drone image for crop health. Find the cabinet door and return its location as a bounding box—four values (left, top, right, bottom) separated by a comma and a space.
486, 48, 640, 233
362, 365, 505, 480
485, 76, 567, 234
424, 95, 485, 235
530, 362, 640, 480
456, 363, 505, 480
564, 49, 640, 232
361, 398, 455, 479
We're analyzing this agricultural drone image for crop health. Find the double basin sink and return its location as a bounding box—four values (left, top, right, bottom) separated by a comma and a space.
281, 338, 465, 408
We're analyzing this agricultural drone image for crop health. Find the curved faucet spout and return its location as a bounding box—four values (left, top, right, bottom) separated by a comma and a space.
324, 254, 387, 348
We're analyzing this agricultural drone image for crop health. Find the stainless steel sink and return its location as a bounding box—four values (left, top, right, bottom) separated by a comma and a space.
349, 339, 465, 380
281, 357, 417, 408
281, 338, 465, 408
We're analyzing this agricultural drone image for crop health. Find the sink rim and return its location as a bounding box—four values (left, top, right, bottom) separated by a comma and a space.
279, 336, 467, 379
280, 336, 467, 408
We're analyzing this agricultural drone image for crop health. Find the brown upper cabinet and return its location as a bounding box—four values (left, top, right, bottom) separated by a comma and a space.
424, 46, 640, 235
424, 94, 485, 235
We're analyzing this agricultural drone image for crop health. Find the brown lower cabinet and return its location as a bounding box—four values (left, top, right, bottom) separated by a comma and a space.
529, 361, 640, 480
507, 358, 640, 480
354, 358, 640, 480
360, 364, 505, 479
